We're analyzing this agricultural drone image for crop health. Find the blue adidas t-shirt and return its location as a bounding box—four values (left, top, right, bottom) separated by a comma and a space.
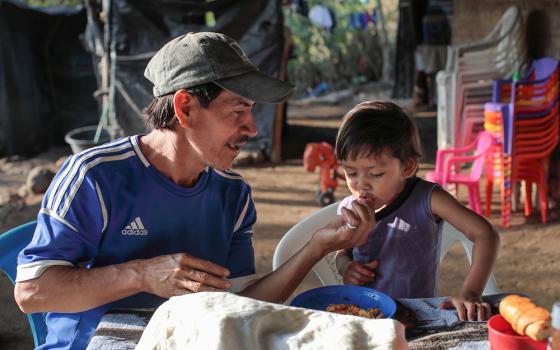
17, 135, 257, 349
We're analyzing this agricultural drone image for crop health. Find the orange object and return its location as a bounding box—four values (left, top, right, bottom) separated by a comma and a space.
488, 314, 547, 350
499, 295, 552, 341
303, 142, 343, 206
483, 57, 559, 227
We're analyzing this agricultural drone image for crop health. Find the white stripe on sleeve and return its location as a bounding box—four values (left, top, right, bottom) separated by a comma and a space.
59, 151, 136, 217
39, 208, 78, 232
48, 138, 130, 211
95, 181, 108, 233
16, 260, 74, 282
233, 194, 251, 233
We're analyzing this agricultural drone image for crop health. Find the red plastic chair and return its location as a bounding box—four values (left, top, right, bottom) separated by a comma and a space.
483, 57, 559, 226
426, 131, 495, 215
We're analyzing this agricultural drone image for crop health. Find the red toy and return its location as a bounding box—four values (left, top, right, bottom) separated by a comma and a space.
303, 142, 344, 206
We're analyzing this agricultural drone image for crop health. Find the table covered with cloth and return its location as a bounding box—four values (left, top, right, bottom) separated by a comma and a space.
86, 293, 509, 350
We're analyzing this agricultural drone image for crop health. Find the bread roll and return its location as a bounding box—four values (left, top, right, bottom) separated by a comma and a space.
499, 295, 551, 341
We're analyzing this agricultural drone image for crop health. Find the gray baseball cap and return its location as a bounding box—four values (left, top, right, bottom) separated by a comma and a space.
145, 32, 296, 103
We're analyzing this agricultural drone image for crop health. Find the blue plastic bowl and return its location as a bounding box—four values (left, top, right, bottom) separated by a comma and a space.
290, 285, 396, 318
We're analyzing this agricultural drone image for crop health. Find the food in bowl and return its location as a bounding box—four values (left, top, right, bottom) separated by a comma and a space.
326, 303, 384, 319
290, 285, 396, 319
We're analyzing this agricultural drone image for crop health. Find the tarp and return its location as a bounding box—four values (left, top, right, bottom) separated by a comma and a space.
1, 0, 284, 157
84, 0, 285, 155
0, 0, 98, 157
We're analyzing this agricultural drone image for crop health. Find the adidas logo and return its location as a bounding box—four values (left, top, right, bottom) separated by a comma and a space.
121, 217, 149, 236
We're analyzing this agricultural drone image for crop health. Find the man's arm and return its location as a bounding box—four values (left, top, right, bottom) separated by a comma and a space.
15, 253, 231, 313
238, 202, 374, 303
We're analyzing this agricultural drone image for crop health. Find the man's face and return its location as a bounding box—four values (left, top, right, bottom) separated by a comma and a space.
186, 89, 257, 170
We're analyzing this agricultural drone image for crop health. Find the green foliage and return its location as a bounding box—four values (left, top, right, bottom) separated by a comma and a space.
284, 0, 397, 96
19, 0, 81, 7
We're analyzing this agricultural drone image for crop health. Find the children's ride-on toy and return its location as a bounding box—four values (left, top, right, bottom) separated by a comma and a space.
303, 142, 344, 206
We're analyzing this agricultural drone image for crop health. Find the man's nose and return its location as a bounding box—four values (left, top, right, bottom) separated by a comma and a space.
242, 110, 258, 137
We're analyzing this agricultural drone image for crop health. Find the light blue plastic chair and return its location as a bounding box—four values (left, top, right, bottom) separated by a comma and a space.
0, 221, 48, 347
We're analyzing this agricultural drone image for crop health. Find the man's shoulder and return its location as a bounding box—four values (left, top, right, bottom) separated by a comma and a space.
209, 168, 251, 188
62, 137, 139, 175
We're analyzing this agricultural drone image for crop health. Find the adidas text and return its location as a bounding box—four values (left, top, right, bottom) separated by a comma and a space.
121, 228, 148, 235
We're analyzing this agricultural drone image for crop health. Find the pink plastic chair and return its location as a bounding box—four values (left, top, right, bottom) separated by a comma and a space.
426, 131, 496, 215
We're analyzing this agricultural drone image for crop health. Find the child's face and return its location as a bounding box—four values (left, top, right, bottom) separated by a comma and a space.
341, 150, 416, 211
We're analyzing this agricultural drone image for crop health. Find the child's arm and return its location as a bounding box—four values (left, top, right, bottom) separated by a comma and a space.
335, 248, 378, 285
431, 187, 500, 321
335, 248, 353, 275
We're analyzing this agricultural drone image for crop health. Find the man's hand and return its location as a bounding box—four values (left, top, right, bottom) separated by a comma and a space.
440, 290, 492, 321
342, 260, 378, 286
311, 201, 376, 256
139, 253, 231, 298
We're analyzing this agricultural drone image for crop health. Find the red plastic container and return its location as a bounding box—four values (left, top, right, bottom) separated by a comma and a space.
488, 314, 548, 350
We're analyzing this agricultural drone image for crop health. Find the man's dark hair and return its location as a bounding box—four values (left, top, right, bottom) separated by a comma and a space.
335, 101, 422, 164
143, 82, 223, 130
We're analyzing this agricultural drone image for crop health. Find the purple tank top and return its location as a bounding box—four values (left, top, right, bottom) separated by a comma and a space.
338, 178, 443, 299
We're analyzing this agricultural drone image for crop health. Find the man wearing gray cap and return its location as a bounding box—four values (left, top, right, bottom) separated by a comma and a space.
14, 32, 373, 349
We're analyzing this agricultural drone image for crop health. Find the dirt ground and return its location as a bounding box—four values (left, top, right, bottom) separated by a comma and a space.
0, 83, 559, 348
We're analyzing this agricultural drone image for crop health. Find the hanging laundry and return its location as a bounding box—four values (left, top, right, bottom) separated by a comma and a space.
359, 11, 368, 29
327, 7, 337, 31
309, 5, 333, 30
291, 0, 309, 17
371, 8, 377, 24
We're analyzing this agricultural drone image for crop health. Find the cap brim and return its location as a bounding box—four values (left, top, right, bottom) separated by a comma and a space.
214, 70, 296, 104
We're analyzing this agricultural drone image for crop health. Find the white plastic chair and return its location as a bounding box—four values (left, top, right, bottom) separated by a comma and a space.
272, 202, 500, 296
436, 5, 526, 149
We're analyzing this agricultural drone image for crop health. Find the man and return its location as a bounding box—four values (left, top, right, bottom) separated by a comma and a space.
14, 32, 374, 349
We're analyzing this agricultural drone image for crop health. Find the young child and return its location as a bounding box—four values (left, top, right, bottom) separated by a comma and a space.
334, 101, 499, 321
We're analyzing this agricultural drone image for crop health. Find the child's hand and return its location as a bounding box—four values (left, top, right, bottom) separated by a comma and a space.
439, 291, 492, 321
342, 260, 378, 286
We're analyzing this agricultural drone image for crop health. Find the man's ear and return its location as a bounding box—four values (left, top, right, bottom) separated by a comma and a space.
402, 158, 418, 178
173, 89, 195, 128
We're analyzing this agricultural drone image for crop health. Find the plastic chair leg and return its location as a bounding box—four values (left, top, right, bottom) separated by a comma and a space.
467, 185, 475, 212
485, 178, 493, 217
467, 184, 482, 215
539, 182, 548, 224
524, 181, 533, 217
474, 185, 482, 215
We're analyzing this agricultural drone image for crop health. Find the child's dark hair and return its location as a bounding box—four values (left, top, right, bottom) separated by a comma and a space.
335, 101, 422, 163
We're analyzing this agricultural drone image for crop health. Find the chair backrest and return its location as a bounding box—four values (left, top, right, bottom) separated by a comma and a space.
272, 202, 499, 296
531, 57, 559, 81
0, 221, 48, 347
470, 131, 496, 179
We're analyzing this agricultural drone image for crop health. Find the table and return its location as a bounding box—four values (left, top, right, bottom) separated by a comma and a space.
86, 294, 509, 350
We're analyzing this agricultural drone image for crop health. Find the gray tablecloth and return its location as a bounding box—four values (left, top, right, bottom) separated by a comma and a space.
86, 295, 508, 350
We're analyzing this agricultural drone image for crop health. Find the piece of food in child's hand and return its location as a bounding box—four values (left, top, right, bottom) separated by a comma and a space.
499, 295, 551, 341
326, 303, 384, 319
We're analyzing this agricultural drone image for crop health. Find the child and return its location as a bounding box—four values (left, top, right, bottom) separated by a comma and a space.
334, 101, 499, 321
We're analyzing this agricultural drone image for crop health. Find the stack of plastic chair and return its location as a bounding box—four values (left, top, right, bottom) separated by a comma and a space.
425, 131, 495, 215
483, 57, 559, 227
436, 5, 526, 151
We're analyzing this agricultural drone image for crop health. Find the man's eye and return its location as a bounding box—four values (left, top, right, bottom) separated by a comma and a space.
370, 173, 384, 178
345, 172, 357, 177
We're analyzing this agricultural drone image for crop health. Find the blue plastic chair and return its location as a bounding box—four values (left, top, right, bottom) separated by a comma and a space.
0, 221, 48, 347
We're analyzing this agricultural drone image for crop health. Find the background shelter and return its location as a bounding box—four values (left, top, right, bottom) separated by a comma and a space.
0, 0, 98, 157
83, 0, 287, 161
1, 0, 287, 161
